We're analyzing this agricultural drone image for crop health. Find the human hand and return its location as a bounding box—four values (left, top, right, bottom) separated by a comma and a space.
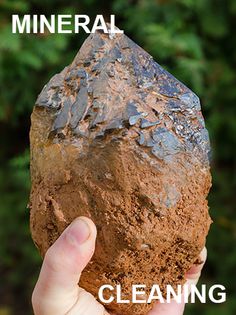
32, 217, 207, 315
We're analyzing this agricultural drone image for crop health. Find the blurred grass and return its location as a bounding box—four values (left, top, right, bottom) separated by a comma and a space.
0, 0, 235, 314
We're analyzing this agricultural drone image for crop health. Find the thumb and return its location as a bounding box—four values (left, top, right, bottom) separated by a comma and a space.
32, 216, 97, 315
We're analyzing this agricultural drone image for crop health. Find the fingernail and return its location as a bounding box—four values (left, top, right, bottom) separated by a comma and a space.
66, 218, 91, 246
186, 265, 202, 276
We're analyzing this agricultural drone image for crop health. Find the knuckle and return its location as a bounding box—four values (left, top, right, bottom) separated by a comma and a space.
44, 247, 63, 274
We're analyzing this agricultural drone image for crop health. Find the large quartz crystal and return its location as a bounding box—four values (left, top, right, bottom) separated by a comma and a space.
30, 27, 211, 315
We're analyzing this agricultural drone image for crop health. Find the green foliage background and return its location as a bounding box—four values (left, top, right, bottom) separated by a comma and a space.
0, 0, 235, 314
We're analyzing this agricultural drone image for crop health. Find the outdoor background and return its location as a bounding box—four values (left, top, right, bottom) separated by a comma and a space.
0, 0, 235, 314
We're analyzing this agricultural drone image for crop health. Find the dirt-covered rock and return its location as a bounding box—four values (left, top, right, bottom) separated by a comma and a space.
29, 28, 212, 315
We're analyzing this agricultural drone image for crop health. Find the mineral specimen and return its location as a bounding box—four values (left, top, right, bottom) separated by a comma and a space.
29, 27, 212, 315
